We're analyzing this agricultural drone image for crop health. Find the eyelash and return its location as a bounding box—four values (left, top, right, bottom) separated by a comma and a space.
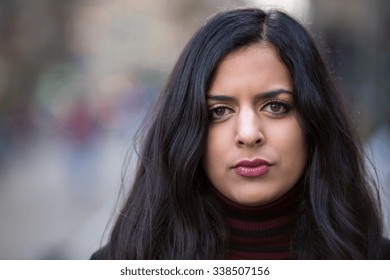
208, 100, 294, 121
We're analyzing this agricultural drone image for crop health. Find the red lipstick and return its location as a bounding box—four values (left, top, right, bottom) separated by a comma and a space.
234, 159, 270, 177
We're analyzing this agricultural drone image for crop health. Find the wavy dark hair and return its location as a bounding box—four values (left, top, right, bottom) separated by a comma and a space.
100, 8, 384, 259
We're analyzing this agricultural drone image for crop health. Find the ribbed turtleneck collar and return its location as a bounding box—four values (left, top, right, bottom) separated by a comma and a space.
213, 186, 300, 260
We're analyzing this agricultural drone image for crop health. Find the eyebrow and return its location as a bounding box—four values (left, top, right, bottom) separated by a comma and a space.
207, 88, 293, 102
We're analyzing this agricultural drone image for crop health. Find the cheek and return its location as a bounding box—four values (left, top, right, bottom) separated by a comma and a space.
203, 126, 231, 170
273, 120, 307, 167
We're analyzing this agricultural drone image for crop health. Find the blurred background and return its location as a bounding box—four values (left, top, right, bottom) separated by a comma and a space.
0, 0, 389, 259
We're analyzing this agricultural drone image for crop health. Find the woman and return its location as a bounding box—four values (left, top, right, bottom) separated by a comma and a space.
91, 8, 389, 259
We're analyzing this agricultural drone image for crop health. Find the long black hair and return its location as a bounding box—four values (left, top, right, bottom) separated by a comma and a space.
101, 8, 384, 259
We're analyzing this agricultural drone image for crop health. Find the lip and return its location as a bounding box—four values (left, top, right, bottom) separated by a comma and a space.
234, 159, 271, 177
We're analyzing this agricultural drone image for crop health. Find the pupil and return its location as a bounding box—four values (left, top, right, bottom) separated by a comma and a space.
271, 103, 281, 112
216, 108, 225, 115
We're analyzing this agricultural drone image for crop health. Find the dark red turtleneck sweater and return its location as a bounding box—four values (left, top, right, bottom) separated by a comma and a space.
213, 187, 300, 260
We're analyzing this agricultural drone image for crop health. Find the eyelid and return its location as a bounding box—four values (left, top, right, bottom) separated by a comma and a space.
207, 98, 237, 111
261, 99, 293, 108
209, 103, 233, 110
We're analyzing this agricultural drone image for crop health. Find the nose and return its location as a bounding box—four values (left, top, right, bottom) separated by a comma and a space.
235, 108, 264, 147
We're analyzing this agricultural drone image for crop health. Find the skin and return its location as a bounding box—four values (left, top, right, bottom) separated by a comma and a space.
203, 44, 307, 206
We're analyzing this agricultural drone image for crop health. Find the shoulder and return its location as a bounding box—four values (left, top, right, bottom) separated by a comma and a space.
90, 246, 108, 260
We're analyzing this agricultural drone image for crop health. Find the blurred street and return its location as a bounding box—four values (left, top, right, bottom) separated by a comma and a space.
0, 128, 133, 259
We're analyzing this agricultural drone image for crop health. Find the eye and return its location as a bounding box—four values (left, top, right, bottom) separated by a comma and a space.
209, 106, 234, 121
262, 100, 293, 115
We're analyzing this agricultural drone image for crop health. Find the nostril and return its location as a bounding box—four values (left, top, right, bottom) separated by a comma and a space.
237, 136, 262, 146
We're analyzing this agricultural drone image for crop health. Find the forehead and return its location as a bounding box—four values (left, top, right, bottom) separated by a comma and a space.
209, 44, 292, 93
221, 44, 286, 71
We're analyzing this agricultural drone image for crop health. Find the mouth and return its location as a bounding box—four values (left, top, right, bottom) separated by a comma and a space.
233, 159, 271, 177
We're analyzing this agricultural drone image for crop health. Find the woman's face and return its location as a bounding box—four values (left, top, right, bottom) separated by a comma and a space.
203, 44, 307, 206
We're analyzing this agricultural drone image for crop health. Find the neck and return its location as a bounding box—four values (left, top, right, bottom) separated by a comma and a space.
213, 187, 300, 259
